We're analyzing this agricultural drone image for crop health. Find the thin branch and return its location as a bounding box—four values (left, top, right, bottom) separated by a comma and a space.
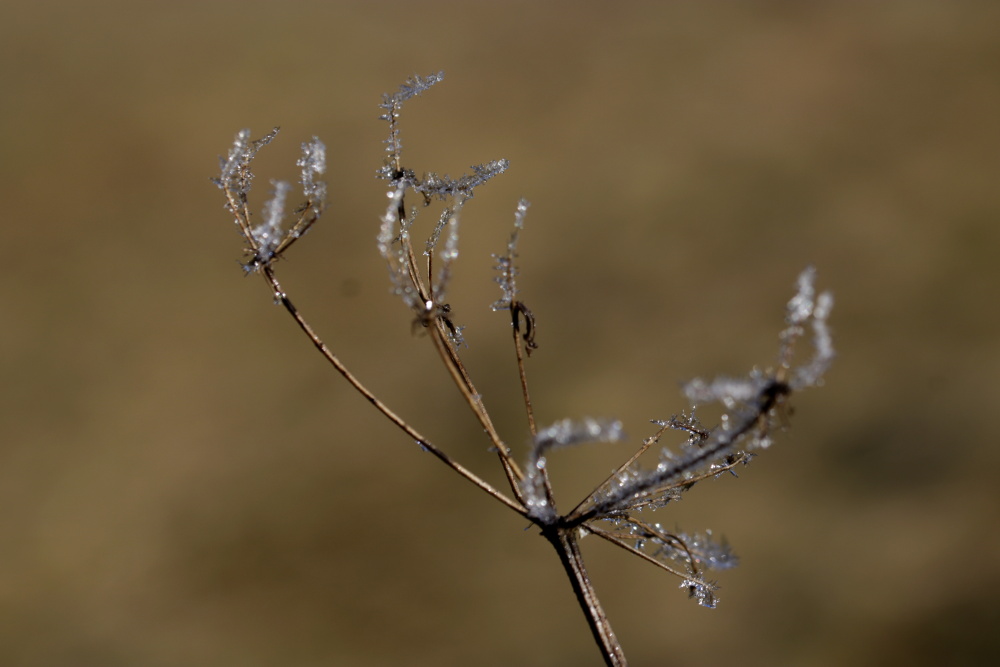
425, 316, 526, 495
584, 523, 702, 585
259, 264, 526, 517
510, 302, 538, 437
396, 193, 526, 490
271, 200, 322, 258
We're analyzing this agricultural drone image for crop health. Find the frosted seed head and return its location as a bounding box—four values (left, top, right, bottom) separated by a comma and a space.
244, 180, 291, 270
787, 266, 818, 324
297, 137, 327, 200
491, 199, 530, 311
216, 127, 279, 197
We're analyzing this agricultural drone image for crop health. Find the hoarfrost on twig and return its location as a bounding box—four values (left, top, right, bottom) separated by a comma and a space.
298, 137, 327, 201
251, 180, 291, 263
492, 198, 530, 311
214, 73, 834, 662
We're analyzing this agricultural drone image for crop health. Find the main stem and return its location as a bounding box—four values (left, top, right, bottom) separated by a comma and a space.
544, 527, 628, 667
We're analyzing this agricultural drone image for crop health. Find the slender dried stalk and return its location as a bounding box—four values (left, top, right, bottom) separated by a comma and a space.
212, 72, 832, 665
545, 527, 627, 667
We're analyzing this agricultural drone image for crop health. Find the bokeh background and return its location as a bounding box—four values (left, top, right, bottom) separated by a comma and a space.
3, 2, 999, 665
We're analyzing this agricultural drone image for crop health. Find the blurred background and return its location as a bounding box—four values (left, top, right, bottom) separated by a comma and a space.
2, 1, 998, 665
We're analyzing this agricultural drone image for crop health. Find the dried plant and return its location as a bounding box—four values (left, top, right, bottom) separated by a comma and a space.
212, 72, 833, 666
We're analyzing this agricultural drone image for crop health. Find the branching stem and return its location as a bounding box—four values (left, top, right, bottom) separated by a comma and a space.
216, 79, 832, 666
397, 197, 526, 493
258, 264, 526, 517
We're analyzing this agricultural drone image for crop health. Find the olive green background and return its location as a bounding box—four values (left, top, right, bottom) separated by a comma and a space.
3, 2, 998, 665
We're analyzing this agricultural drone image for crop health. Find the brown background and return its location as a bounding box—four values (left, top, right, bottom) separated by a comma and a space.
2, 2, 998, 665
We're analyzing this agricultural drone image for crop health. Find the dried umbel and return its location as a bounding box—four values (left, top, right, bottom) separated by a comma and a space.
213, 128, 326, 274
213, 72, 833, 666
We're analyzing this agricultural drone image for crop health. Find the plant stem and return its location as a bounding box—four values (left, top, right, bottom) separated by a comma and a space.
544, 527, 627, 667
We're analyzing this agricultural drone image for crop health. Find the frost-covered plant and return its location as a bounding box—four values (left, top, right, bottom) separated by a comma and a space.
212, 72, 833, 667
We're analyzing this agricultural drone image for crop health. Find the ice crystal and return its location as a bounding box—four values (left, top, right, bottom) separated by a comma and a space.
378, 71, 445, 173
787, 268, 817, 323
250, 180, 291, 263
414, 159, 510, 201
670, 530, 738, 570
657, 411, 709, 446
297, 137, 326, 201
382, 71, 445, 108
491, 198, 530, 311
215, 127, 279, 199
681, 577, 719, 609
533, 417, 625, 453
683, 375, 770, 406
442, 210, 461, 262
376, 183, 421, 308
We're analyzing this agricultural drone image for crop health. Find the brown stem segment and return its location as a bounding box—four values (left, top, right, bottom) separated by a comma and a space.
545, 527, 628, 667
